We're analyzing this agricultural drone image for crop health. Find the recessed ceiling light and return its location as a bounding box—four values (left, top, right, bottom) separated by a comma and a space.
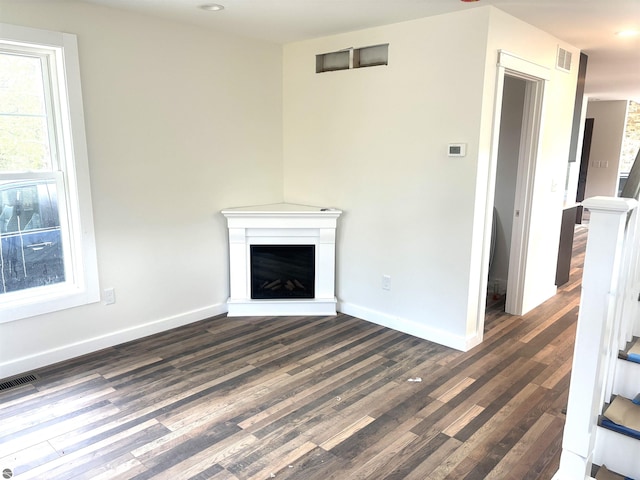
199, 4, 224, 11
460, 0, 480, 2
617, 29, 639, 37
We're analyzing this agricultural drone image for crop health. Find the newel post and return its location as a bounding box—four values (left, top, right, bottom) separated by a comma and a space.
556, 196, 638, 480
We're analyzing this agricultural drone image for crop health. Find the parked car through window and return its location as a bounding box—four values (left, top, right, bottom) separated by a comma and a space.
0, 179, 65, 294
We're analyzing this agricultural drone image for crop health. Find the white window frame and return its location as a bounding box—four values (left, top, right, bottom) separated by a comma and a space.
0, 23, 99, 322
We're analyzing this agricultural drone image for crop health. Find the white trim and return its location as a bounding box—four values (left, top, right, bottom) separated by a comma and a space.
497, 50, 551, 81
473, 60, 508, 345
0, 22, 65, 47
0, 303, 228, 379
228, 297, 337, 316
339, 301, 480, 351
59, 31, 100, 307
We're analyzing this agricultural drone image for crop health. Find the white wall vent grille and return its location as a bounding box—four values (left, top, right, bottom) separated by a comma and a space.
556, 47, 572, 72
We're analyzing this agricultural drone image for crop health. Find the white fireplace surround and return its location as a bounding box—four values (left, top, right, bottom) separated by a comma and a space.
221, 203, 342, 316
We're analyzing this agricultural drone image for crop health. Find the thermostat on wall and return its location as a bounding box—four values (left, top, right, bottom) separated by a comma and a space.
448, 143, 466, 157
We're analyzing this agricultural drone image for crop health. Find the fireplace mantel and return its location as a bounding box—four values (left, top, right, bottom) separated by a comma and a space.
221, 203, 342, 316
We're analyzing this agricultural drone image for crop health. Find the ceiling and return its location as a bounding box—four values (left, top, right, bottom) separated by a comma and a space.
81, 0, 640, 102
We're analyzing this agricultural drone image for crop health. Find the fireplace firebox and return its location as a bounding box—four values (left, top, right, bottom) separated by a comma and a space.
251, 245, 315, 299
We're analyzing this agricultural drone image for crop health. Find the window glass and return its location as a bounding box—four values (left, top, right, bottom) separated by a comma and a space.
0, 52, 52, 172
0, 179, 64, 293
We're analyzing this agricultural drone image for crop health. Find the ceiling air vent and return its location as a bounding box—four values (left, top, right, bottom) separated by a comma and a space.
556, 47, 572, 72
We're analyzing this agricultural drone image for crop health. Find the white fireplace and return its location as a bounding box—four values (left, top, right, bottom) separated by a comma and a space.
221, 203, 342, 316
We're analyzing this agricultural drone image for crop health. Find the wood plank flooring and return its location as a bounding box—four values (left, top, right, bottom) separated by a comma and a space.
0, 226, 587, 479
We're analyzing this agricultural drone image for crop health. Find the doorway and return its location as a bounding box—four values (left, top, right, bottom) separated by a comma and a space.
489, 75, 527, 310
478, 51, 549, 332
576, 118, 594, 223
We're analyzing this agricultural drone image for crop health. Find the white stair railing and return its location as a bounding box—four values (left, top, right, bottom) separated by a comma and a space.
554, 196, 639, 480
605, 205, 640, 402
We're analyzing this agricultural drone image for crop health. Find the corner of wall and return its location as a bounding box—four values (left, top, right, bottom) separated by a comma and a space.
338, 301, 472, 352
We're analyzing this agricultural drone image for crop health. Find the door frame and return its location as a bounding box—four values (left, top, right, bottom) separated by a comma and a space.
504, 70, 546, 314
479, 51, 550, 326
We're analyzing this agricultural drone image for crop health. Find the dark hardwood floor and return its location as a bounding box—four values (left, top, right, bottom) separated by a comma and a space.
0, 226, 587, 479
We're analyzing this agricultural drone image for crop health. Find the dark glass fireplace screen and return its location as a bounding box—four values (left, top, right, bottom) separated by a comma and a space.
250, 245, 315, 299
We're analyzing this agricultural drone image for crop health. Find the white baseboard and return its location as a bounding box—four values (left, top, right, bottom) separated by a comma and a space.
0, 303, 228, 379
227, 297, 337, 316
338, 301, 480, 351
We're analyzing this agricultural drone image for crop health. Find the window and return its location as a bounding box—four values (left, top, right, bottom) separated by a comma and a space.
353, 44, 389, 68
316, 44, 389, 73
0, 23, 99, 322
316, 50, 350, 73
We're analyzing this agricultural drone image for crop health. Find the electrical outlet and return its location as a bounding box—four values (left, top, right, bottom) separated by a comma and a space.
382, 275, 391, 291
103, 287, 116, 305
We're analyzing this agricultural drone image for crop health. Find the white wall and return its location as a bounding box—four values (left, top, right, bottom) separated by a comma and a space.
283, 6, 579, 349
0, 1, 283, 377
283, 8, 492, 350
483, 9, 579, 316
584, 100, 629, 198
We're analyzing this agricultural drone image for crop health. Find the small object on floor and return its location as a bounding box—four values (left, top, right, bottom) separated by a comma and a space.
407, 377, 422, 382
